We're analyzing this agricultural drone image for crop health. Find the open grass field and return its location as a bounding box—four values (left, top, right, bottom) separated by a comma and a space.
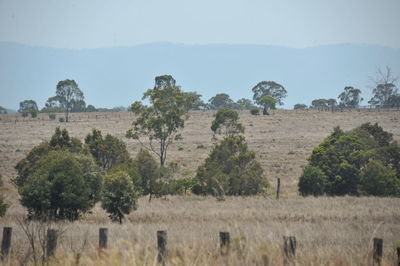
0, 109, 400, 265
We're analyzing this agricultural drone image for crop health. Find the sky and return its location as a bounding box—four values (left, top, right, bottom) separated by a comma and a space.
1, 0, 400, 49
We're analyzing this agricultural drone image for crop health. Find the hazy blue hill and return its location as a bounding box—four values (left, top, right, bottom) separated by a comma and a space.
1, 42, 399, 110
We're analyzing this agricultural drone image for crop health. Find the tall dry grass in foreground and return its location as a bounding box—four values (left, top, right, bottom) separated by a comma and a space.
1, 196, 399, 265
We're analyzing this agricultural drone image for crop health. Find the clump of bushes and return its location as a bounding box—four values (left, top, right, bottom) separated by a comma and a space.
0, 174, 9, 217
299, 123, 400, 197
250, 107, 260, 115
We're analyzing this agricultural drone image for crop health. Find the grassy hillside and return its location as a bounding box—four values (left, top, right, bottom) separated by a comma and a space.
0, 109, 399, 265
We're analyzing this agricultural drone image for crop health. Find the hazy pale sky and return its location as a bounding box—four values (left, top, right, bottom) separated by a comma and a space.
1, 0, 400, 49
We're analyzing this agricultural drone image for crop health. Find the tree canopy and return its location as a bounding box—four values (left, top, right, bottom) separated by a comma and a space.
369, 66, 399, 107
338, 86, 363, 108
126, 75, 196, 166
211, 108, 244, 136
18, 100, 38, 118
208, 93, 234, 109
299, 123, 400, 197
252, 81, 287, 106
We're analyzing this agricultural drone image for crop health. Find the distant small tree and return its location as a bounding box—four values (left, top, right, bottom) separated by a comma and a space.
85, 129, 131, 170
252, 81, 287, 106
235, 98, 254, 110
0, 174, 9, 217
126, 75, 196, 167
369, 66, 399, 107
338, 86, 363, 108
86, 105, 97, 112
387, 94, 400, 108
294, 104, 308, 110
0, 106, 7, 114
51, 79, 85, 122
250, 107, 260, 115
298, 166, 327, 196
208, 93, 234, 109
18, 100, 38, 118
187, 92, 207, 110
258, 95, 276, 115
101, 171, 139, 223
211, 108, 244, 136
134, 149, 159, 201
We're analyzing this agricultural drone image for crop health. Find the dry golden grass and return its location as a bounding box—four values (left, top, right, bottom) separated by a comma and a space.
0, 109, 400, 265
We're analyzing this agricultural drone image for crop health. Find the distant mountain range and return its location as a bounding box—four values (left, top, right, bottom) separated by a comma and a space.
1, 42, 400, 110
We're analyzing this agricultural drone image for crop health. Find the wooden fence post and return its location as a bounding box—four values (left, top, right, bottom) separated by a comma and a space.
283, 236, 296, 259
157, 231, 167, 264
373, 238, 383, 265
99, 228, 108, 249
220, 232, 230, 255
1, 227, 12, 259
276, 178, 281, 199
46, 229, 58, 257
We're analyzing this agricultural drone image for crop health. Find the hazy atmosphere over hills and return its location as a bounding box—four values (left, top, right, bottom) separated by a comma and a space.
1, 42, 400, 110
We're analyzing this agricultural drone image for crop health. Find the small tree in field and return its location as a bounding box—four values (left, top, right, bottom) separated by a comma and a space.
258, 95, 276, 115
338, 86, 363, 108
298, 166, 327, 196
126, 75, 196, 167
252, 81, 287, 106
101, 171, 139, 223
18, 100, 38, 118
211, 108, 244, 136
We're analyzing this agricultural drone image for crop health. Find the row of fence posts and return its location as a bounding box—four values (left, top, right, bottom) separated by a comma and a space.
1, 227, 399, 265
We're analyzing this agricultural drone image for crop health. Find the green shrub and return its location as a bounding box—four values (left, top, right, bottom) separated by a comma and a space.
19, 151, 103, 221
0, 174, 9, 217
59, 117, 65, 123
101, 171, 139, 223
48, 113, 56, 120
359, 160, 400, 196
250, 107, 260, 115
298, 166, 327, 196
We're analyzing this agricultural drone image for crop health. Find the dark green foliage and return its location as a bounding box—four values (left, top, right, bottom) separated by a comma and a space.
311, 98, 337, 109
302, 123, 400, 197
193, 135, 268, 197
133, 149, 159, 200
51, 79, 85, 122
338, 86, 363, 108
19, 100, 38, 118
86, 104, 97, 112
250, 107, 260, 115
85, 128, 130, 170
359, 160, 400, 196
169, 177, 196, 195
208, 93, 234, 109
14, 127, 82, 188
101, 171, 139, 223
126, 75, 195, 166
293, 104, 308, 110
252, 81, 287, 106
298, 166, 327, 196
369, 66, 399, 107
19, 150, 102, 221
211, 108, 244, 136
235, 98, 255, 110
0, 174, 9, 217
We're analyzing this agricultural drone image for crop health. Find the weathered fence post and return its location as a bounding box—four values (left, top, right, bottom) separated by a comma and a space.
220, 232, 230, 255
373, 238, 383, 265
46, 229, 58, 258
1, 227, 12, 259
99, 228, 108, 249
396, 246, 400, 266
276, 178, 281, 199
157, 230, 167, 264
283, 236, 296, 259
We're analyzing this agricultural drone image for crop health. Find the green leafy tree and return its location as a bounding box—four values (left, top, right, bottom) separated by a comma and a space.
250, 107, 260, 115
14, 127, 82, 188
252, 81, 287, 106
211, 108, 244, 136
51, 79, 85, 122
18, 100, 38, 118
304, 123, 400, 197
359, 160, 400, 196
258, 95, 276, 115
338, 86, 363, 108
19, 151, 103, 221
0, 106, 7, 114
133, 149, 159, 201
86, 104, 97, 112
0, 174, 9, 217
294, 104, 308, 110
187, 92, 207, 110
193, 135, 268, 197
298, 166, 327, 196
208, 93, 234, 109
387, 95, 400, 108
101, 171, 139, 223
85, 129, 131, 170
126, 75, 195, 166
369, 66, 398, 107
235, 98, 255, 110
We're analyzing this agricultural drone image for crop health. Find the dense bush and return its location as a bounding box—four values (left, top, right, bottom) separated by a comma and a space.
101, 171, 139, 223
298, 166, 327, 196
19, 151, 102, 220
250, 107, 260, 115
85, 128, 131, 170
300, 123, 400, 197
193, 135, 268, 198
211, 108, 244, 136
